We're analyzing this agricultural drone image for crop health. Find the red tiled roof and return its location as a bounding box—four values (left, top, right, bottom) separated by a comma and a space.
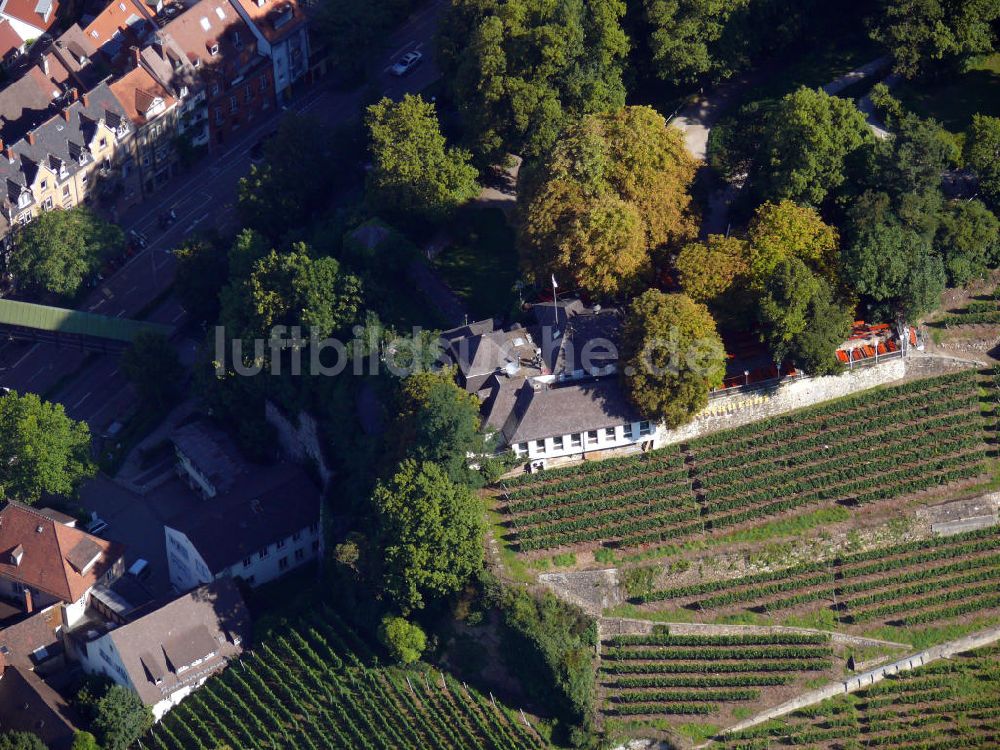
83, 0, 153, 58
0, 501, 123, 604
162, 0, 256, 71
230, 0, 305, 43
0, 19, 23, 57
108, 64, 176, 125
0, 0, 59, 33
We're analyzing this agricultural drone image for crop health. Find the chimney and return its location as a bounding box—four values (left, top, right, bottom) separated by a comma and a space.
5, 147, 13, 163
132, 46, 140, 68
26, 132, 34, 145
40, 56, 48, 75
62, 108, 70, 122
81, 92, 89, 108
69, 88, 78, 102
23, 588, 32, 614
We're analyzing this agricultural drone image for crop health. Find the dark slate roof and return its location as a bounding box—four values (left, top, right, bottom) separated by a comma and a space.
531, 298, 586, 329
541, 308, 621, 378
171, 420, 243, 494
0, 81, 129, 215
0, 664, 79, 750
165, 463, 320, 572
502, 378, 641, 445
102, 579, 249, 707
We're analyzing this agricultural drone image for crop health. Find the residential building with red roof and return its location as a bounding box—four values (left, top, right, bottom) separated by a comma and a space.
82, 0, 155, 66
158, 0, 274, 148
227, 0, 307, 102
0, 501, 125, 627
0, 19, 25, 68
0, 0, 58, 41
109, 60, 179, 194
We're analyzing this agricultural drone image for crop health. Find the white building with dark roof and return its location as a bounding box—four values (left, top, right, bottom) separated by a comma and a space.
443, 299, 659, 464
74, 578, 248, 720
164, 420, 322, 592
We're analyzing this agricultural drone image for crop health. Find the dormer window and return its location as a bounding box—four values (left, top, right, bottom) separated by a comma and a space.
209, 43, 219, 56
10, 545, 23, 566
17, 191, 30, 208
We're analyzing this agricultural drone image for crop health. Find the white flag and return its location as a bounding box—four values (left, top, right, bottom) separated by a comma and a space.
551, 274, 558, 288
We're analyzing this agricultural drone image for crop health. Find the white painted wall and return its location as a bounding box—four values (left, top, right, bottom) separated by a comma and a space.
512, 419, 656, 462
165, 523, 321, 592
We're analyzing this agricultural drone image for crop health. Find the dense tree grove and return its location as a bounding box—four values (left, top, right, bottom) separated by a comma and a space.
871, 0, 1000, 77
438, 0, 629, 162
519, 106, 699, 298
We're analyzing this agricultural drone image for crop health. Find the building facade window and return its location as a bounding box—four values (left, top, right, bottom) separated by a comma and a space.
243, 557, 251, 567
294, 548, 304, 561
639, 420, 653, 436
553, 436, 564, 451
570, 433, 582, 448
276, 539, 285, 549
258, 546, 269, 560
229, 96, 237, 112
292, 531, 301, 542
279, 557, 288, 571
587, 430, 598, 444
605, 427, 616, 440
534, 439, 545, 453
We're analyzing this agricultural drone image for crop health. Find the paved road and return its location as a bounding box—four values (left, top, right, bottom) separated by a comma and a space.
0, 0, 447, 431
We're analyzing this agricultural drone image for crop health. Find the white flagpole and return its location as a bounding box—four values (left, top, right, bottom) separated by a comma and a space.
551, 274, 559, 324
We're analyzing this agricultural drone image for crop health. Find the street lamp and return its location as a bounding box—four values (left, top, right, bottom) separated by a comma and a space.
744, 369, 749, 387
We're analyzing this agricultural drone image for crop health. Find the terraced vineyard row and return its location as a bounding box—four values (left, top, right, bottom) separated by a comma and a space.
145, 603, 545, 750
633, 525, 1000, 629
718, 646, 1000, 749
600, 628, 834, 721
935, 288, 1000, 327
497, 371, 988, 555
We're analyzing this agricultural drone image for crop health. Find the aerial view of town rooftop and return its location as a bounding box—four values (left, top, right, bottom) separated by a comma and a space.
0, 0, 997, 748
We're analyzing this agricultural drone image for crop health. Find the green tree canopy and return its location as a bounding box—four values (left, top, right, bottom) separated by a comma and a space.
0, 390, 94, 503
366, 94, 479, 223
935, 198, 1000, 285
0, 732, 46, 750
237, 113, 350, 242
841, 191, 946, 319
735, 87, 872, 204
620, 290, 725, 427
91, 685, 152, 750
220, 239, 362, 340
871, 0, 999, 77
8, 207, 123, 298
757, 257, 852, 374
438, 0, 628, 162
747, 200, 839, 286
641, 0, 750, 84
966, 114, 1000, 209
372, 459, 485, 612
70, 732, 99, 750
121, 332, 184, 410
394, 370, 484, 483
674, 235, 749, 302
874, 113, 959, 196
378, 615, 427, 663
519, 107, 699, 299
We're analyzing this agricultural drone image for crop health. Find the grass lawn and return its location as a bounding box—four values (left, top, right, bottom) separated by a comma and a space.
894, 53, 1000, 134
432, 207, 520, 320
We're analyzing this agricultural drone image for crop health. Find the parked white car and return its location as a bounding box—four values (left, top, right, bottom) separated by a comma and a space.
391, 51, 423, 76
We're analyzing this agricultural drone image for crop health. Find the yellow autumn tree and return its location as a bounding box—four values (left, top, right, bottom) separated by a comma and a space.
520, 105, 700, 300
675, 235, 750, 302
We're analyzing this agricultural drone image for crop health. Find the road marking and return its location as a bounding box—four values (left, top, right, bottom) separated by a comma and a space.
125, 285, 137, 295
11, 343, 39, 369
115, 310, 126, 318
171, 310, 186, 323
73, 391, 91, 409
